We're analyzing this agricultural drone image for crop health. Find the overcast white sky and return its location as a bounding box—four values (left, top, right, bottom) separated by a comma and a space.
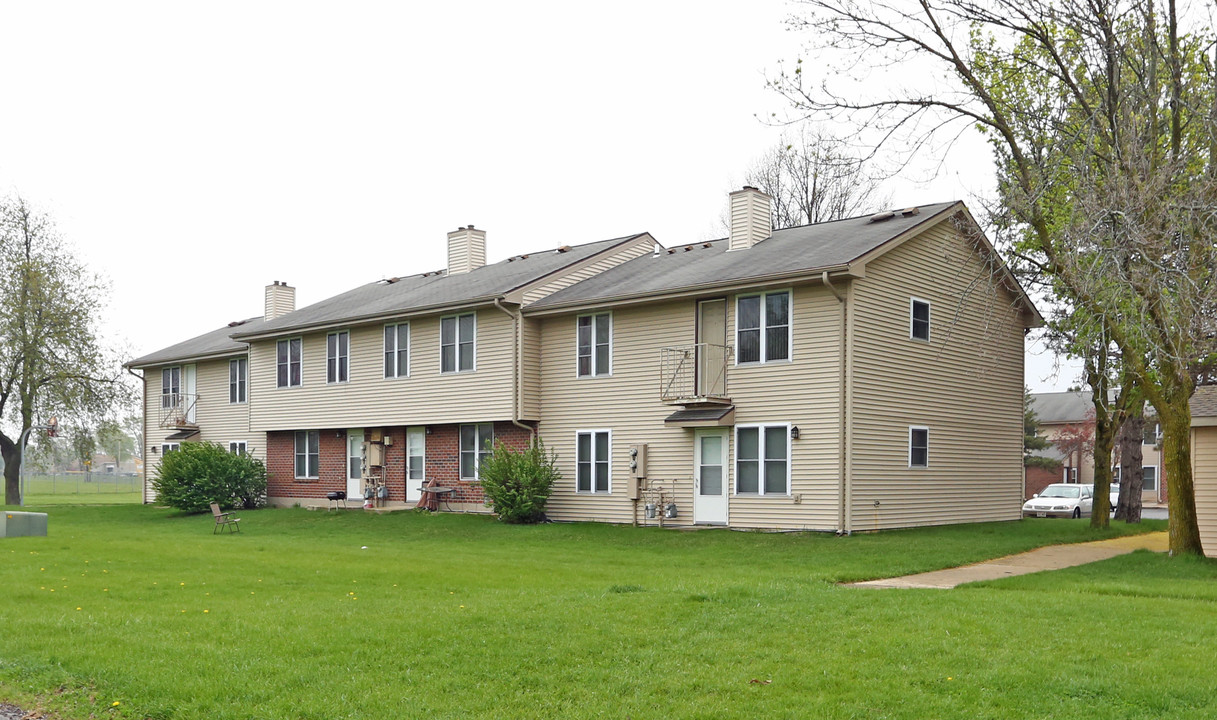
0, 0, 1078, 391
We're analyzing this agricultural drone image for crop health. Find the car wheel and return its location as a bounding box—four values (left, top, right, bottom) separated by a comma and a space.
1072, 507, 1081, 519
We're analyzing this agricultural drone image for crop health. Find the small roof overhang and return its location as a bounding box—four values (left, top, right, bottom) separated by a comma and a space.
664, 406, 735, 427
164, 429, 201, 441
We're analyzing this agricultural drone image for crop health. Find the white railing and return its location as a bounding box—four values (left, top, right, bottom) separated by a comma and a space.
158, 393, 198, 428
659, 344, 731, 403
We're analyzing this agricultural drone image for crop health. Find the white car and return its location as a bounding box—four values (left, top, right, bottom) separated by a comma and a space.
1023, 483, 1093, 519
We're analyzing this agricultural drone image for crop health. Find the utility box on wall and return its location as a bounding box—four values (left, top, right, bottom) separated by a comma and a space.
629, 444, 648, 480
1, 511, 48, 538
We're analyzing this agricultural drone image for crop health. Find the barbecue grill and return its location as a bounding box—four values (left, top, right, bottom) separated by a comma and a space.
326, 491, 347, 510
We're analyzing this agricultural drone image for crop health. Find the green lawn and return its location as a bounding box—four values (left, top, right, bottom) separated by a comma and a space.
0, 505, 1209, 719
19, 475, 143, 505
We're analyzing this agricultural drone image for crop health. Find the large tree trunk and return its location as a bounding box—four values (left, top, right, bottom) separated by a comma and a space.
1115, 411, 1144, 522
1090, 411, 1115, 527
1, 434, 21, 506
1160, 395, 1203, 555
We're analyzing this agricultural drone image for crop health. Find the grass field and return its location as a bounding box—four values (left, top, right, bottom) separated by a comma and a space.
0, 505, 1210, 719
18, 475, 142, 505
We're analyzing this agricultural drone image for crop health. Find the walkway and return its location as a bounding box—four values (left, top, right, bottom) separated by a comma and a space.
850, 532, 1168, 589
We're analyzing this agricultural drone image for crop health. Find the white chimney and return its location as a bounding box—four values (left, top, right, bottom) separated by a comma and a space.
264, 281, 296, 320
728, 186, 773, 251
447, 225, 487, 275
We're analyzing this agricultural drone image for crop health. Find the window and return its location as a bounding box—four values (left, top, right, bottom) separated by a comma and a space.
910, 299, 931, 341
576, 430, 611, 493
736, 291, 790, 364
229, 441, 247, 455
407, 427, 425, 480
161, 443, 180, 455
577, 313, 612, 377
384, 323, 410, 378
277, 338, 302, 388
161, 367, 181, 408
1143, 423, 1162, 446
735, 424, 789, 495
1143, 466, 1158, 492
909, 427, 929, 468
294, 430, 319, 479
229, 358, 247, 404
441, 313, 476, 373
327, 331, 349, 383
459, 423, 493, 480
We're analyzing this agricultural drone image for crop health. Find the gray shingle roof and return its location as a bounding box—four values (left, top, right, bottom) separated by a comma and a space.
1029, 391, 1094, 424
126, 317, 267, 368
526, 202, 961, 310
1191, 385, 1217, 418
232, 234, 646, 339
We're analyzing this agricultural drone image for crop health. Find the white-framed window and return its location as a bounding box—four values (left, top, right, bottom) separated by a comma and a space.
161, 367, 181, 408
277, 338, 302, 388
384, 323, 410, 378
327, 331, 350, 384
441, 313, 476, 373
407, 426, 425, 480
294, 430, 319, 479
736, 291, 790, 364
576, 430, 611, 493
1143, 423, 1163, 446
229, 358, 247, 404
909, 426, 929, 468
1143, 465, 1158, 492
910, 298, 931, 341
735, 423, 790, 495
576, 313, 612, 377
229, 441, 247, 455
459, 423, 493, 480
161, 443, 180, 455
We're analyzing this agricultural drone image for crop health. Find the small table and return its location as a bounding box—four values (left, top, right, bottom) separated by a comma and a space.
421, 485, 454, 512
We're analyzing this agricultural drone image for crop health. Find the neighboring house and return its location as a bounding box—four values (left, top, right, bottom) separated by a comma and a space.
1191, 386, 1217, 558
127, 190, 1039, 531
1028, 391, 1166, 505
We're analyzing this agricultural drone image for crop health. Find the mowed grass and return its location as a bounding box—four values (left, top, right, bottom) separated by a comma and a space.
0, 505, 1210, 719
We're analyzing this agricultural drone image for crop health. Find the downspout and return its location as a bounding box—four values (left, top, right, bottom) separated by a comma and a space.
493, 298, 536, 439
822, 272, 849, 535
126, 367, 147, 504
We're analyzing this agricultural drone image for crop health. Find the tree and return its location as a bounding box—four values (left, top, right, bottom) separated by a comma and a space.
773, 0, 1216, 555
1114, 396, 1146, 522
742, 126, 887, 228
66, 423, 96, 474
0, 196, 126, 504
1023, 386, 1057, 468
1053, 411, 1095, 482
96, 418, 135, 467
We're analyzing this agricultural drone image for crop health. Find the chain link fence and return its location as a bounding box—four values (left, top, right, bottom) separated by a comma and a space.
19, 471, 143, 505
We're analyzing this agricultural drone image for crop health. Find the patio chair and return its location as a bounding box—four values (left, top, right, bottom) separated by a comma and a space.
211, 503, 241, 534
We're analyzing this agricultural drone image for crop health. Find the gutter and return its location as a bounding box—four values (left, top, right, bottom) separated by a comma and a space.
822, 272, 850, 536
493, 298, 535, 439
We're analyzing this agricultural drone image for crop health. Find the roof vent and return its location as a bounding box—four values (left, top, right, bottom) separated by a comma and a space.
556, 245, 571, 254
227, 319, 248, 328
900, 207, 920, 217
869, 211, 896, 223
380, 277, 401, 284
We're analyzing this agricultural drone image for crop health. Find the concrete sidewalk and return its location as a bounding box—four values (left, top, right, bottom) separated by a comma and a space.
849, 532, 1168, 589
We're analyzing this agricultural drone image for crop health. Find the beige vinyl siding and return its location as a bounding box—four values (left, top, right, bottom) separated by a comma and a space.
520, 238, 654, 305
141, 357, 263, 503
248, 309, 514, 431
521, 317, 542, 420
847, 222, 1026, 530
539, 286, 842, 530
1193, 427, 1217, 558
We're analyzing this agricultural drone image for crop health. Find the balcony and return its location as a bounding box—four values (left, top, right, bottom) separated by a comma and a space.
158, 393, 198, 429
659, 344, 732, 405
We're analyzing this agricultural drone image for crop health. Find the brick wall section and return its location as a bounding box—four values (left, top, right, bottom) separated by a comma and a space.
1025, 464, 1061, 500
425, 422, 533, 505
267, 429, 349, 500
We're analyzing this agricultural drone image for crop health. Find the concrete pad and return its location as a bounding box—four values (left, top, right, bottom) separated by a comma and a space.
849, 532, 1168, 589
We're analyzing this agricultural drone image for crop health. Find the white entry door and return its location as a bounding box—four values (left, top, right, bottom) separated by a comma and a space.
694, 429, 729, 524
406, 427, 425, 503
347, 430, 364, 500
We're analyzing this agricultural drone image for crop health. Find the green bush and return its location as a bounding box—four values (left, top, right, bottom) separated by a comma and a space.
151, 441, 267, 512
478, 438, 560, 524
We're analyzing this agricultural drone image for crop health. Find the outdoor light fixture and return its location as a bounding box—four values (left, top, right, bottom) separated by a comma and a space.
790, 426, 800, 440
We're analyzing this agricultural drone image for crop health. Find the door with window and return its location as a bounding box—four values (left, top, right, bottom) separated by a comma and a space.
697, 299, 727, 397
183, 364, 197, 422
694, 429, 729, 524
406, 427, 425, 503
347, 430, 364, 500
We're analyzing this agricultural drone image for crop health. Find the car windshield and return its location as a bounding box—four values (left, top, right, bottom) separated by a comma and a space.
1041, 485, 1080, 499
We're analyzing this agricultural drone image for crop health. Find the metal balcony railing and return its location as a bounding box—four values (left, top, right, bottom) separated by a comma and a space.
659, 344, 731, 403
158, 393, 198, 428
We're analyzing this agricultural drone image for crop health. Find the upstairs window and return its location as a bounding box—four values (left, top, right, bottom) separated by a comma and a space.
910, 299, 931, 341
909, 427, 929, 468
384, 323, 410, 378
577, 313, 612, 377
1143, 423, 1162, 446
576, 430, 611, 493
736, 424, 789, 495
737, 291, 790, 364
295, 430, 319, 479
441, 313, 476, 373
161, 367, 181, 408
229, 358, 247, 404
460, 423, 493, 479
277, 338, 302, 388
327, 331, 349, 383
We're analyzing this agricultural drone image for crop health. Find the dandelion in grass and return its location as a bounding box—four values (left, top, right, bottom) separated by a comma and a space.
112, 701, 120, 707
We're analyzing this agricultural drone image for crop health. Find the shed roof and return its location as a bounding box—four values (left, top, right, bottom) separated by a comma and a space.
1029, 391, 1094, 424
1190, 385, 1217, 420
125, 317, 267, 369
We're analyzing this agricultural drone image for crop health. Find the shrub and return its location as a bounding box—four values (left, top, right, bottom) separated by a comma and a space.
151, 441, 267, 513
478, 438, 560, 524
